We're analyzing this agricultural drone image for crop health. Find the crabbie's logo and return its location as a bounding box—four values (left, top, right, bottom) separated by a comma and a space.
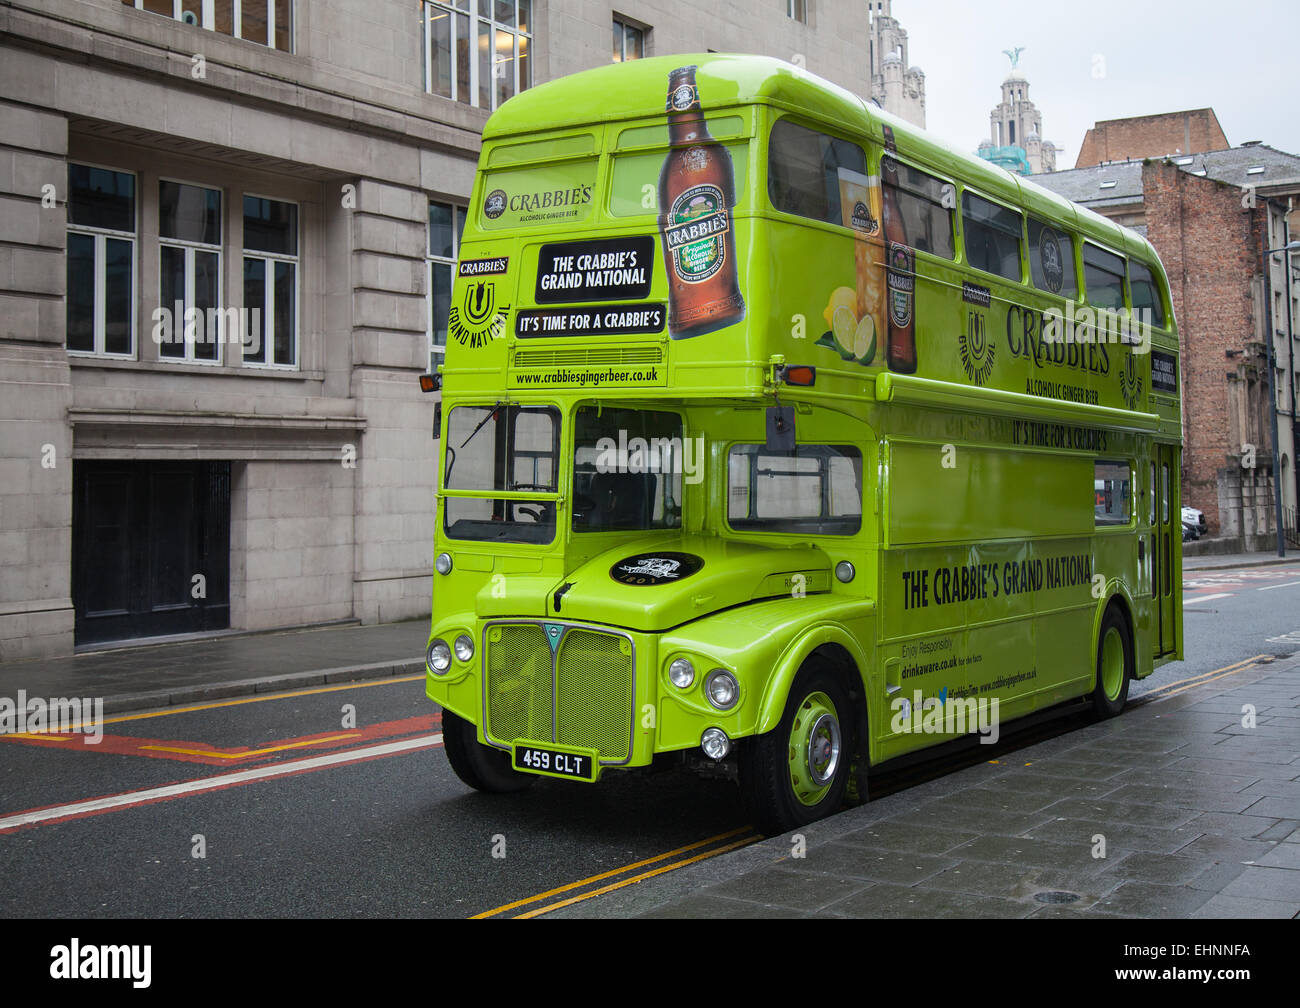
609, 551, 704, 586
484, 189, 507, 220
668, 84, 698, 111
850, 200, 877, 234
458, 256, 509, 277
448, 281, 510, 349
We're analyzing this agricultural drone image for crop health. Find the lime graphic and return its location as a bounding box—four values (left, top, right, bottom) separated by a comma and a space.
853, 313, 876, 363
822, 286, 857, 329
831, 305, 858, 360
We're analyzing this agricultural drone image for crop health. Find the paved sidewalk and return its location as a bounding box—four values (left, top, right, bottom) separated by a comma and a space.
553, 655, 1300, 919
0, 619, 430, 714
1182, 550, 1297, 571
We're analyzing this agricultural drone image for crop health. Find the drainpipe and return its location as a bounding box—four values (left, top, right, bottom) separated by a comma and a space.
1261, 199, 1286, 556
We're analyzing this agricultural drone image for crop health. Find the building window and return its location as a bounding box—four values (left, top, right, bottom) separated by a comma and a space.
242, 196, 298, 367
67, 164, 137, 358
428, 200, 466, 373
612, 17, 645, 62
787, 0, 807, 22
158, 180, 223, 363
422, 1, 531, 110
121, 0, 293, 51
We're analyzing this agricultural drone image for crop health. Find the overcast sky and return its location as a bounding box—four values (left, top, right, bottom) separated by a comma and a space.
886, 0, 1300, 170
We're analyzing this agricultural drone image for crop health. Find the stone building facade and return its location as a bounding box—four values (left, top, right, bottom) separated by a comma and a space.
977, 64, 1057, 176
0, 0, 878, 660
866, 0, 925, 127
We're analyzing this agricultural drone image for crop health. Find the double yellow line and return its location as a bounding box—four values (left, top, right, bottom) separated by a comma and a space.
1139, 654, 1270, 703
472, 826, 762, 919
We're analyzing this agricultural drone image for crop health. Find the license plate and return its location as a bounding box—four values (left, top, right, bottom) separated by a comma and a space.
512, 743, 599, 782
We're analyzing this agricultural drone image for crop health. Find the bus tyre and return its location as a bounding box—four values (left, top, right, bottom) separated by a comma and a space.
740, 664, 853, 836
441, 709, 534, 794
1091, 606, 1133, 718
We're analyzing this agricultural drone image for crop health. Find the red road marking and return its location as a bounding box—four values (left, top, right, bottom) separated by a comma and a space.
1, 714, 440, 766
0, 732, 446, 834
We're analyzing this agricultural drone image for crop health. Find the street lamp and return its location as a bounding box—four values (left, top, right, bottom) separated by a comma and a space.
1260, 226, 1300, 558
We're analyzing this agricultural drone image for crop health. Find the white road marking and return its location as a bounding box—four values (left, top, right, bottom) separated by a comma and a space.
0, 733, 443, 834
1185, 593, 1233, 603
1257, 580, 1300, 591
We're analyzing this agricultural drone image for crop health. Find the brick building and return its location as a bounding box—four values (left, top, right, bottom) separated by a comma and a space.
0, 0, 879, 660
1075, 109, 1229, 169
1036, 141, 1300, 544
1143, 162, 1295, 541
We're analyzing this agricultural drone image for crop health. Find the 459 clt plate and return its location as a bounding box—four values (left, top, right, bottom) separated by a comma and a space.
512, 742, 600, 782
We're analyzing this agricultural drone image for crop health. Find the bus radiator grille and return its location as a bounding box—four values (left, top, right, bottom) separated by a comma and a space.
483, 623, 635, 763
556, 629, 634, 762
485, 624, 553, 746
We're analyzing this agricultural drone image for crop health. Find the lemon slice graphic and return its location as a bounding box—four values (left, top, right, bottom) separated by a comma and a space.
853, 313, 876, 363
823, 286, 857, 329
831, 305, 858, 359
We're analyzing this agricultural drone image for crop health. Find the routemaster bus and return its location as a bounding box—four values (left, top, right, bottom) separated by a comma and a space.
423, 54, 1183, 834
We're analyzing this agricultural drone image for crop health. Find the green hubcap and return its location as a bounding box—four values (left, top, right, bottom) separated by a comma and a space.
788, 691, 842, 807
1100, 627, 1125, 701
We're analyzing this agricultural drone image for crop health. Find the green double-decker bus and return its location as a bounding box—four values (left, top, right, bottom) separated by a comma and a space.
424, 54, 1183, 834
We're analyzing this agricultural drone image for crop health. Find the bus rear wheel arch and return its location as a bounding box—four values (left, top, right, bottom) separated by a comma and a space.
739, 655, 859, 835
1091, 601, 1133, 718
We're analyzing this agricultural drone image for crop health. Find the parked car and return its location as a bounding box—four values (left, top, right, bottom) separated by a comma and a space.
1182, 518, 1199, 542
1182, 505, 1208, 536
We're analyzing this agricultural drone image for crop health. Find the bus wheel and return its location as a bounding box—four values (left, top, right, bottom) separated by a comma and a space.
1091, 606, 1133, 718
441, 709, 534, 793
740, 664, 853, 835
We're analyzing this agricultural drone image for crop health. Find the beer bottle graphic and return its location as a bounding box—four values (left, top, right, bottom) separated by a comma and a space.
880, 125, 917, 373
658, 66, 745, 339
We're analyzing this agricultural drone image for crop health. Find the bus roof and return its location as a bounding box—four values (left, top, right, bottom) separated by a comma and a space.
485, 53, 1163, 270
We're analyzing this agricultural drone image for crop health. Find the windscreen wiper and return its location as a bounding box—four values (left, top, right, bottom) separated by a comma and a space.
444, 401, 503, 485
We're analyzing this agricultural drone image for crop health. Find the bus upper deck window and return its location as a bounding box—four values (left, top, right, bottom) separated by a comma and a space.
1083, 243, 1127, 312
1028, 216, 1077, 298
880, 159, 955, 260
767, 119, 866, 226
1129, 261, 1166, 329
962, 191, 1023, 281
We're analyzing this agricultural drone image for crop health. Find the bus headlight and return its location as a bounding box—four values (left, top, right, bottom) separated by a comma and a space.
835, 561, 856, 583
435, 552, 453, 575
427, 639, 452, 674
668, 657, 695, 689
454, 634, 474, 663
701, 728, 731, 760
705, 669, 739, 710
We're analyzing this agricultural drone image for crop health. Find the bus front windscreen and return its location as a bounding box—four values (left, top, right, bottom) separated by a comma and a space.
443, 403, 561, 544
572, 405, 684, 533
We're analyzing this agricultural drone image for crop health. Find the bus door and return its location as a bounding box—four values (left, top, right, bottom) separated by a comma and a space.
1152, 444, 1177, 657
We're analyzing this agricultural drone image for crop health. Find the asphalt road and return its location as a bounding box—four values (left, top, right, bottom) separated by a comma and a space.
2, 560, 1297, 918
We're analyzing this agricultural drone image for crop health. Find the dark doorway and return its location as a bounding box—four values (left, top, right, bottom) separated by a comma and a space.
73, 460, 230, 644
